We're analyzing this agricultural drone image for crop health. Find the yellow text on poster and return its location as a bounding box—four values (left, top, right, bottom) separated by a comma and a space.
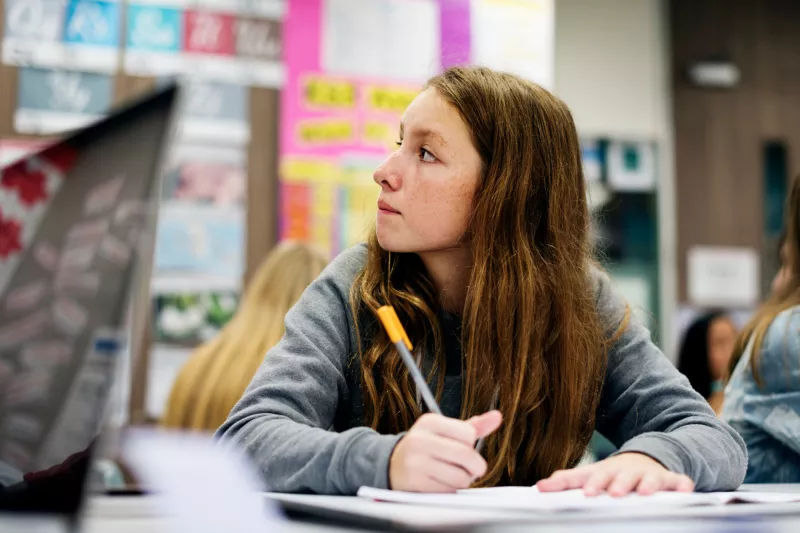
362, 120, 398, 150
364, 86, 418, 114
342, 184, 378, 249
303, 77, 357, 109
311, 184, 336, 255
280, 159, 340, 185
297, 119, 354, 145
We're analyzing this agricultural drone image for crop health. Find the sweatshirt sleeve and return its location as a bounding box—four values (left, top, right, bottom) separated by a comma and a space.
592, 269, 747, 492
215, 249, 401, 495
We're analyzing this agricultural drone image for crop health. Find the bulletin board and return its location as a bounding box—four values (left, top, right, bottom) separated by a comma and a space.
0, 0, 283, 424
279, 0, 555, 258
0, 0, 556, 421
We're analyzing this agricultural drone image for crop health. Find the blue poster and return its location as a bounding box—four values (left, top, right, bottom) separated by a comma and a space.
155, 204, 243, 278
125, 4, 182, 52
63, 0, 121, 47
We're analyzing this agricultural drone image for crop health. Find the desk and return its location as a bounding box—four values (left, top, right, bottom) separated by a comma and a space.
80, 487, 800, 533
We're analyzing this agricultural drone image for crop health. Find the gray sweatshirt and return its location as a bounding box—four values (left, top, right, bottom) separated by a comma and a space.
217, 244, 747, 494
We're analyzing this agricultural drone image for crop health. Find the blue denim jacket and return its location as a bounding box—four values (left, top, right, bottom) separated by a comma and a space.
722, 306, 800, 483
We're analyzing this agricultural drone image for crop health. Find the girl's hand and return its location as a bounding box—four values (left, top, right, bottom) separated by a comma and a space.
536, 453, 695, 497
389, 411, 502, 492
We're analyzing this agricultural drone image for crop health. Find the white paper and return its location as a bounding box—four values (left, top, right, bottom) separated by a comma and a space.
607, 140, 656, 192
470, 0, 555, 88
688, 247, 760, 307
123, 429, 286, 533
321, 0, 440, 82
358, 486, 800, 512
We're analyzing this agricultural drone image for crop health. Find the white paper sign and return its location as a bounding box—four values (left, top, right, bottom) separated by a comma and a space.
470, 0, 554, 88
688, 247, 760, 307
608, 140, 656, 192
321, 0, 440, 82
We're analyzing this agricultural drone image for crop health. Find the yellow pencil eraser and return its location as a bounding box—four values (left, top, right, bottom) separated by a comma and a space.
376, 306, 413, 351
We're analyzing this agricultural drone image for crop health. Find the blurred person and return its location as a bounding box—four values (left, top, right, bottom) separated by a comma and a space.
218, 66, 745, 496
677, 311, 738, 413
161, 241, 328, 432
722, 173, 800, 483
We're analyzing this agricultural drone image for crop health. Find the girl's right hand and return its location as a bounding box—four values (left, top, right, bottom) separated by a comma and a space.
388, 410, 503, 492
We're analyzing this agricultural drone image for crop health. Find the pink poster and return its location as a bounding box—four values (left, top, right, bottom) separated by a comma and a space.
279, 0, 471, 258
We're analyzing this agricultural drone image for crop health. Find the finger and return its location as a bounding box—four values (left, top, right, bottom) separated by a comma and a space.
466, 410, 503, 439
608, 471, 644, 497
636, 473, 663, 495
583, 470, 615, 496
418, 477, 459, 494
537, 467, 592, 492
417, 414, 477, 445
429, 437, 487, 479
662, 473, 695, 493
424, 458, 475, 491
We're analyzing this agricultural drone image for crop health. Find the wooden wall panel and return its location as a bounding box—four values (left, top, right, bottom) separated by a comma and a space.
245, 86, 280, 286
671, 0, 800, 303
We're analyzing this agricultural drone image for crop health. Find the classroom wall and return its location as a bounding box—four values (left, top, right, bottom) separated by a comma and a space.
671, 0, 800, 306
554, 0, 678, 359
554, 0, 669, 139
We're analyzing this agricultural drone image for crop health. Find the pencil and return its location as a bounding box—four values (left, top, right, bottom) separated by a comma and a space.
376, 306, 442, 416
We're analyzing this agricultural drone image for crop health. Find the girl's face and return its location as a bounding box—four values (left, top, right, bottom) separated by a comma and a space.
372, 88, 483, 253
708, 317, 737, 380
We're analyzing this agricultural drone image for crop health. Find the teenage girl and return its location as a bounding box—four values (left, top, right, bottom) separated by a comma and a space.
218, 66, 746, 495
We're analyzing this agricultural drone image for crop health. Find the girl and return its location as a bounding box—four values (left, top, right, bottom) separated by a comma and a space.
218, 67, 746, 495
676, 311, 738, 413
723, 174, 800, 483
162, 242, 327, 431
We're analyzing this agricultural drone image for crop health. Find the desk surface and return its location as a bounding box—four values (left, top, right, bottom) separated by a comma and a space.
80, 487, 800, 533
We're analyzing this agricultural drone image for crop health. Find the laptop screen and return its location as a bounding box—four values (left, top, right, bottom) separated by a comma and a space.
0, 85, 178, 516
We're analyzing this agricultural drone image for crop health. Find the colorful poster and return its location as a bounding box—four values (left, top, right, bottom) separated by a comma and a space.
123, 2, 283, 86
152, 291, 239, 345
154, 203, 244, 280
183, 10, 236, 55
168, 79, 250, 144
15, 68, 114, 135
279, 0, 555, 257
122, 0, 285, 18
124, 4, 184, 75
279, 0, 437, 258
163, 161, 245, 205
2, 0, 121, 73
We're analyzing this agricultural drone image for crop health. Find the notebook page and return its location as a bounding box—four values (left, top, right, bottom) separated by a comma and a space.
358, 486, 800, 511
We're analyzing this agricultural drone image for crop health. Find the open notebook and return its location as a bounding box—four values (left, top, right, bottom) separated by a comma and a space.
358, 486, 800, 512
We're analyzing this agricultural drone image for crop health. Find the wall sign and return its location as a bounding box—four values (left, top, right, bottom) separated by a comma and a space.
3, 0, 121, 73
15, 68, 113, 135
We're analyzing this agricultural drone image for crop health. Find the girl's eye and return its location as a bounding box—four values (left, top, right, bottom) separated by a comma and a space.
420, 148, 438, 163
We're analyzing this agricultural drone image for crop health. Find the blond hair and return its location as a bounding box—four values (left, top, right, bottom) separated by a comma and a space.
732, 173, 800, 384
161, 241, 328, 431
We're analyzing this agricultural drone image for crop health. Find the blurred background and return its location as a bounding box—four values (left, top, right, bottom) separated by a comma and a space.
0, 0, 796, 427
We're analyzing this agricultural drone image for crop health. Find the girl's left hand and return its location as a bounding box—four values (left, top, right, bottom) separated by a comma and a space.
536, 453, 695, 497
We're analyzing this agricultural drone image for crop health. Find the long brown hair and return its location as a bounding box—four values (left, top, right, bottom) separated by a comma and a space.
350, 66, 618, 487
162, 241, 328, 431
732, 173, 800, 384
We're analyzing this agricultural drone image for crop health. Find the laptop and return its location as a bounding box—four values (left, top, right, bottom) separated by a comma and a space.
0, 83, 179, 530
